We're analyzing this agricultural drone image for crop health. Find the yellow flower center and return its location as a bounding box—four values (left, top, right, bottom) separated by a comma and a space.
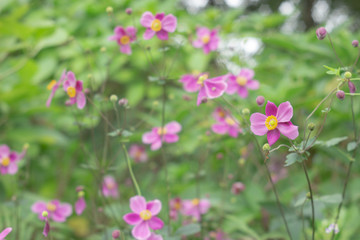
1, 157, 10, 167
197, 74, 208, 86
174, 202, 181, 210
225, 117, 236, 126
47, 203, 57, 212
120, 35, 130, 45
218, 110, 226, 118
151, 19, 162, 32
107, 182, 115, 189
191, 198, 200, 206
201, 35, 210, 44
265, 115, 278, 130
236, 77, 248, 86
47, 80, 57, 90
157, 127, 167, 135
67, 86, 76, 98
140, 210, 152, 220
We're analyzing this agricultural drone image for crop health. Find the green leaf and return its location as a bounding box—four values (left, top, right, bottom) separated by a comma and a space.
174, 224, 200, 236
323, 65, 340, 76
284, 153, 302, 167
323, 136, 348, 147
347, 141, 357, 152
318, 194, 342, 204
107, 129, 121, 137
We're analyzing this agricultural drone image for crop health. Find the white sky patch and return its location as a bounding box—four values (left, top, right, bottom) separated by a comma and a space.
182, 0, 208, 14
224, 0, 244, 8
312, 0, 330, 23
279, 1, 295, 16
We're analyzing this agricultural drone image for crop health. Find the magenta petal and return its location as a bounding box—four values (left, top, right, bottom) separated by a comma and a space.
120, 44, 132, 55
31, 201, 47, 214
250, 113, 268, 136
143, 29, 156, 40
237, 86, 248, 98
140, 12, 155, 28
276, 101, 293, 122
204, 81, 227, 99
277, 122, 299, 140
165, 121, 182, 133
161, 14, 177, 32
199, 199, 211, 214
267, 129, 280, 146
146, 200, 162, 215
142, 132, 158, 144
7, 162, 18, 175
132, 221, 151, 239
228, 127, 239, 138
164, 134, 179, 143
265, 101, 278, 116
246, 80, 259, 90
42, 220, 50, 237
123, 213, 142, 225
155, 13, 165, 20
239, 68, 254, 79
76, 91, 86, 109
75, 197, 86, 215
126, 26, 137, 40
148, 216, 164, 230
0, 227, 12, 238
156, 30, 169, 40
114, 26, 126, 36
197, 87, 207, 106
151, 140, 162, 151
130, 196, 147, 214
211, 123, 228, 134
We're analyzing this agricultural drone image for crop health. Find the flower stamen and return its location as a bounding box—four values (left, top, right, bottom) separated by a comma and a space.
157, 127, 167, 135
265, 115, 278, 130
120, 35, 130, 45
201, 35, 210, 44
191, 198, 200, 206
151, 19, 162, 32
236, 77, 247, 86
1, 157, 10, 167
46, 203, 57, 212
67, 87, 76, 98
140, 210, 152, 220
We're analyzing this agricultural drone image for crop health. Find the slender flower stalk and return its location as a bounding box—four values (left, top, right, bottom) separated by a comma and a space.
302, 160, 315, 240
122, 144, 142, 196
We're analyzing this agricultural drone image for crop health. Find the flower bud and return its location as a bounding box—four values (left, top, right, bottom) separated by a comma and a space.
256, 96, 265, 106
231, 182, 246, 195
42, 211, 49, 218
110, 94, 118, 102
78, 191, 85, 198
348, 81, 356, 94
118, 98, 128, 106
336, 90, 345, 100
238, 158, 245, 166
76, 186, 84, 192
106, 6, 113, 14
242, 108, 250, 115
125, 8, 132, 15
262, 143, 270, 152
344, 71, 352, 79
307, 122, 315, 131
112, 230, 121, 239
352, 40, 359, 48
306, 192, 312, 199
316, 27, 327, 40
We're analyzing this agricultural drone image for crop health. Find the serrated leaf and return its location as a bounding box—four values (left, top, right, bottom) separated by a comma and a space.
284, 153, 302, 167
323, 136, 348, 147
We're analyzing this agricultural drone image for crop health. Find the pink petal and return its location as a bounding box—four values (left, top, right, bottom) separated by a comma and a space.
76, 91, 86, 109
246, 80, 259, 90
114, 26, 126, 37
225, 76, 238, 95
276, 101, 293, 122
143, 29, 156, 40
0, 145, 10, 157
161, 14, 177, 32
211, 123, 228, 134
192, 39, 203, 48
180, 75, 200, 92
0, 228, 12, 238
155, 13, 165, 20
204, 81, 227, 99
126, 26, 137, 40
31, 201, 47, 214
75, 197, 86, 215
196, 27, 211, 37
140, 12, 155, 28
146, 200, 162, 215
130, 196, 147, 214
250, 113, 268, 136
209, 37, 219, 51
237, 86, 248, 98
199, 199, 211, 214
58, 203, 72, 217
142, 131, 159, 144
63, 71, 76, 91
197, 87, 207, 106
132, 221, 151, 239
151, 140, 162, 151
7, 162, 18, 175
123, 213, 142, 225
277, 122, 299, 140
156, 30, 169, 40
164, 134, 179, 143
267, 129, 280, 146
165, 121, 182, 134
228, 127, 239, 138
239, 68, 254, 79
203, 44, 211, 54
148, 216, 164, 230
120, 44, 132, 55
51, 211, 67, 222
265, 101, 278, 116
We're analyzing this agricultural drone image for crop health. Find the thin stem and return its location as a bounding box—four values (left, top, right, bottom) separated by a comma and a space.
122, 144, 142, 196
300, 198, 309, 240
302, 161, 315, 240
327, 34, 344, 68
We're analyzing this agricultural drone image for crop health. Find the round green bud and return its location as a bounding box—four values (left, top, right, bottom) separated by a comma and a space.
262, 143, 271, 151
78, 191, 85, 198
306, 192, 312, 199
238, 158, 245, 166
106, 6, 113, 14
307, 122, 315, 131
242, 108, 250, 115
344, 71, 352, 79
110, 94, 118, 102
42, 211, 49, 217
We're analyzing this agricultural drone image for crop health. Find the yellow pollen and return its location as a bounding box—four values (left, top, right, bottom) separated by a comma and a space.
201, 35, 210, 44
151, 19, 162, 32
157, 127, 167, 135
265, 115, 278, 130
191, 198, 200, 206
225, 117, 236, 126
218, 110, 226, 118
67, 86, 76, 98
1, 157, 10, 167
140, 210, 152, 220
46, 203, 57, 212
107, 182, 115, 189
47, 80, 57, 90
174, 202, 181, 210
236, 77, 248, 86
120, 35, 130, 45
197, 74, 208, 86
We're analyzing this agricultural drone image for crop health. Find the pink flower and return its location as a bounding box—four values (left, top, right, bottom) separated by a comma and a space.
46, 69, 67, 107
63, 71, 86, 109
250, 101, 299, 146
123, 196, 164, 239
231, 182, 245, 195
75, 189, 86, 215
169, 197, 182, 220
31, 200, 72, 222
140, 12, 177, 40
129, 145, 148, 163
146, 232, 163, 240
142, 121, 181, 151
179, 71, 204, 93
102, 175, 119, 198
211, 107, 242, 138
0, 228, 12, 240
43, 217, 50, 237
192, 27, 219, 54
195, 74, 228, 106
0, 144, 26, 175
109, 26, 137, 55
181, 198, 210, 221
225, 69, 259, 98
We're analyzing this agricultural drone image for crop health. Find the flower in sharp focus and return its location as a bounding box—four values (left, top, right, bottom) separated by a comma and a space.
195, 74, 228, 106
142, 121, 181, 151
129, 145, 148, 163
31, 200, 72, 222
179, 71, 204, 93
0, 144, 26, 175
63, 71, 86, 109
75, 188, 86, 215
102, 175, 119, 198
109, 26, 137, 55
0, 228, 12, 239
325, 223, 339, 234
250, 101, 299, 146
140, 12, 177, 40
181, 198, 210, 221
123, 196, 164, 239
192, 27, 219, 54
225, 68, 259, 98
211, 107, 242, 138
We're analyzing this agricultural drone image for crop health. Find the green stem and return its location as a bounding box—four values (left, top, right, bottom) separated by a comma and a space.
122, 144, 142, 196
302, 161, 315, 240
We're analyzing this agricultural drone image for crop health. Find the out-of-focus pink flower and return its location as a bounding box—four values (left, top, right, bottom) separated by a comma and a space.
46, 69, 67, 107
142, 121, 181, 151
181, 198, 210, 221
316, 27, 327, 40
109, 26, 137, 55
195, 74, 228, 106
231, 182, 245, 195
0, 144, 26, 175
211, 107, 242, 138
146, 232, 163, 240
102, 176, 119, 198
192, 27, 219, 54
63, 71, 86, 109
31, 200, 72, 222
42, 213, 50, 237
112, 229, 121, 239
348, 81, 356, 93
250, 101, 299, 146
226, 69, 259, 98
129, 145, 148, 163
179, 71, 204, 93
169, 197, 182, 220
207, 229, 230, 240
123, 196, 164, 239
140, 12, 177, 40
0, 228, 12, 239
75, 189, 86, 215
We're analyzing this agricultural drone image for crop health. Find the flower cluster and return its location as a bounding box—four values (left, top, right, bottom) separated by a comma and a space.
211, 107, 242, 138
0, 144, 26, 175
169, 197, 211, 221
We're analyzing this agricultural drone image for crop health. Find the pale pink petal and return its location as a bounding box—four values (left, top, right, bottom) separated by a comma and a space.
180, 75, 200, 92
164, 134, 179, 143
156, 30, 169, 40
148, 216, 164, 230
108, 35, 118, 41
239, 68, 254, 79
31, 201, 47, 214
151, 140, 162, 151
277, 122, 299, 140
142, 131, 159, 144
265, 101, 278, 116
165, 121, 182, 133
143, 29, 156, 40
51, 212, 66, 222
130, 196, 147, 214
132, 221, 151, 239
228, 127, 239, 138
267, 129, 281, 146
126, 26, 137, 40
146, 200, 162, 215
0, 145, 10, 156
199, 199, 211, 214
65, 97, 76, 106
211, 123, 228, 134
75, 197, 86, 215
120, 44, 132, 55
197, 87, 207, 106
225, 76, 238, 95
123, 213, 142, 225
140, 12, 155, 28
0, 227, 12, 238
204, 81, 227, 99
246, 80, 259, 90
63, 71, 76, 91
276, 101, 293, 122
161, 14, 177, 32
58, 203, 72, 217
7, 162, 18, 174
192, 39, 203, 48
114, 26, 126, 37
76, 91, 86, 109
237, 86, 248, 98
250, 113, 268, 136
209, 37, 219, 51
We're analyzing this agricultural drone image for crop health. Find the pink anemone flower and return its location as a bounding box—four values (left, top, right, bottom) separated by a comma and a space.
123, 196, 164, 239
211, 107, 242, 138
31, 200, 72, 222
142, 121, 181, 151
129, 144, 148, 163
63, 71, 86, 109
140, 12, 177, 40
46, 69, 67, 107
0, 228, 12, 239
102, 175, 119, 198
75, 189, 86, 215
250, 101, 299, 146
109, 26, 137, 55
225, 68, 259, 98
181, 198, 211, 221
179, 71, 204, 93
194, 74, 228, 106
192, 27, 219, 54
0, 144, 26, 175
169, 197, 182, 220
